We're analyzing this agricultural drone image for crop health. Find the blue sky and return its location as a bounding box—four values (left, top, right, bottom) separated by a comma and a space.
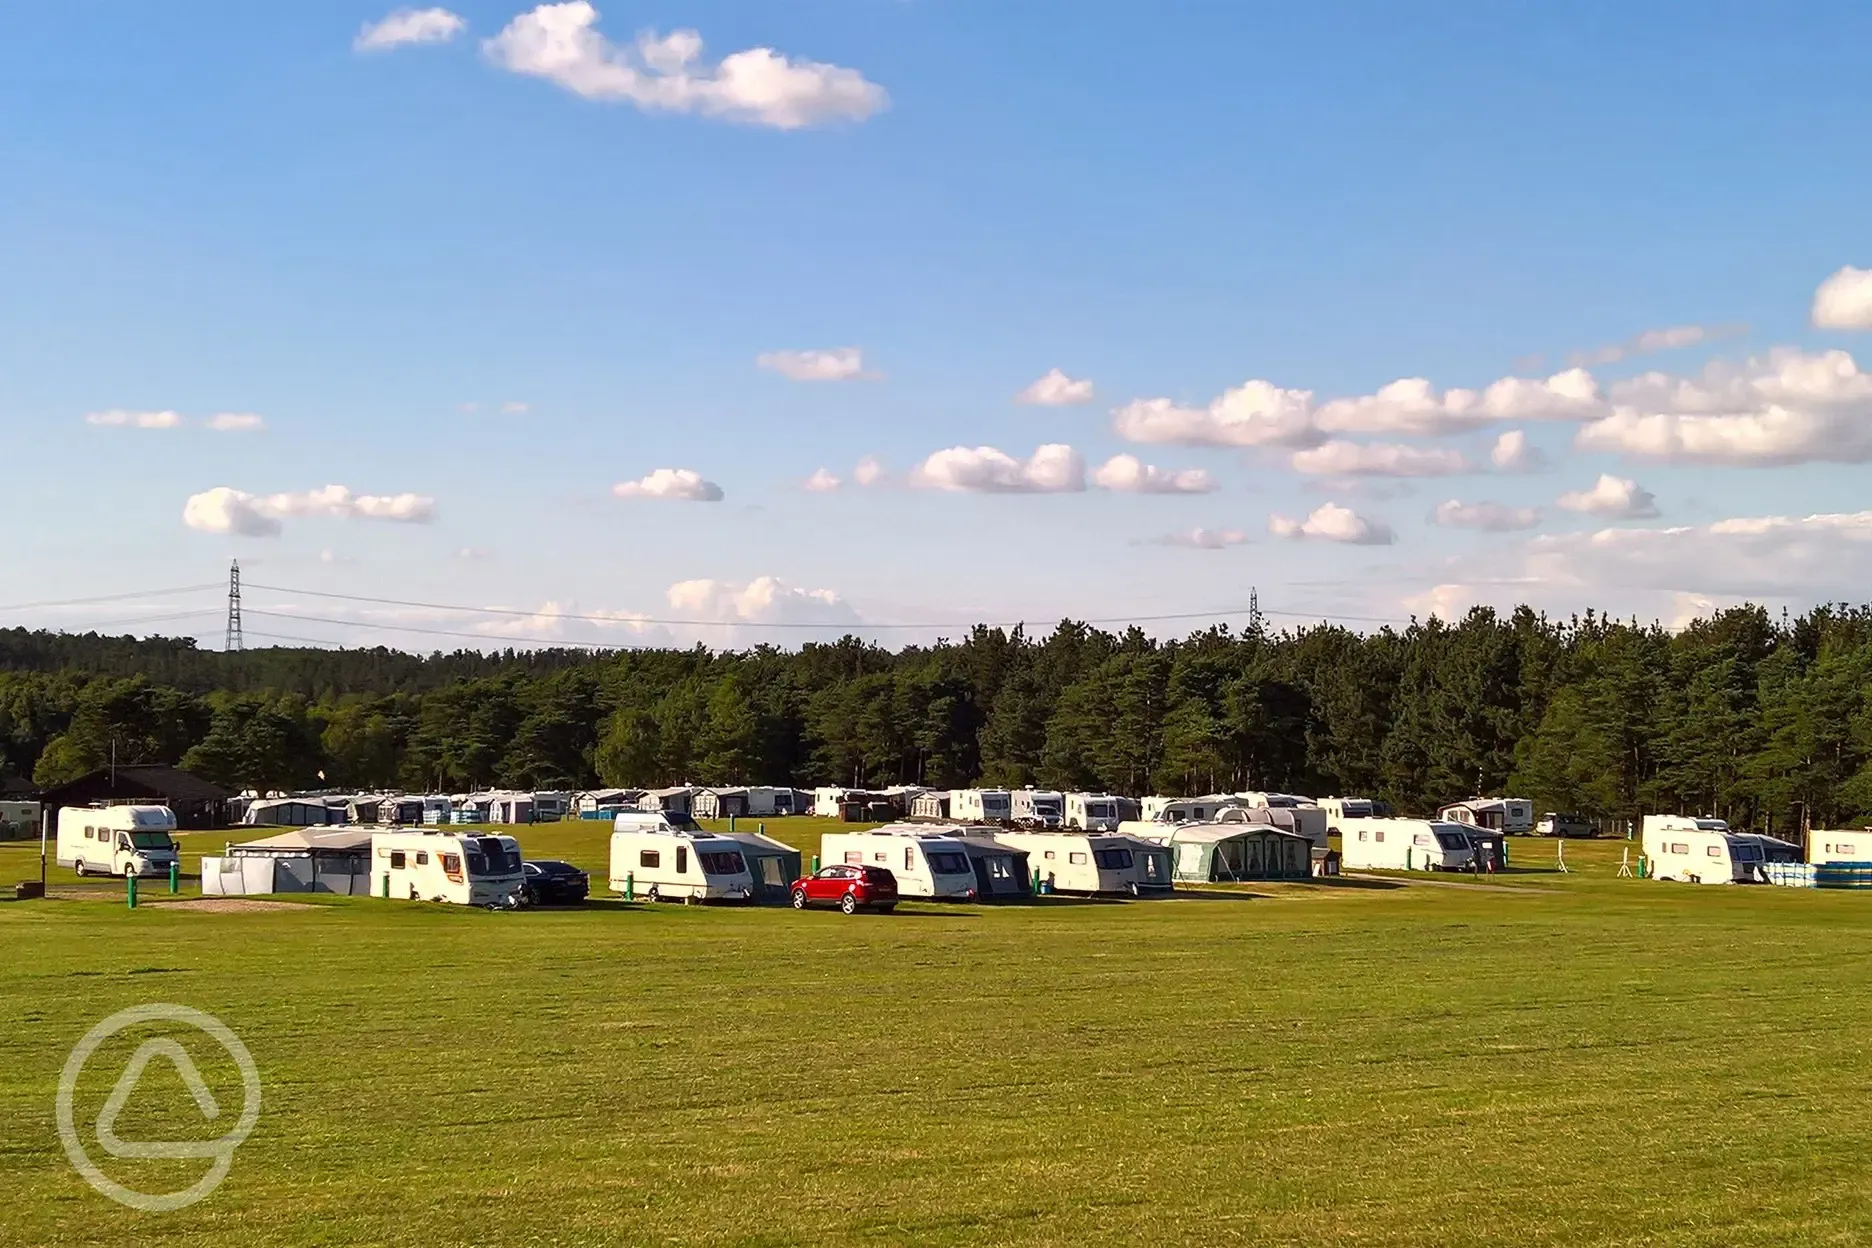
5, 2, 1872, 649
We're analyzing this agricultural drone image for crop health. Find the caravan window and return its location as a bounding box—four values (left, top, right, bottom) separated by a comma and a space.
905, 847, 915, 870
1435, 832, 1468, 851
1044, 850, 1056, 860
1094, 848, 1133, 870
1669, 842, 1689, 855
926, 852, 969, 875
390, 850, 407, 869
1413, 834, 1432, 847
1706, 845, 1723, 858
676, 846, 689, 874
844, 852, 862, 864
639, 850, 661, 869
873, 852, 889, 864
415, 851, 429, 865
1357, 830, 1368, 842
1069, 852, 1088, 865
699, 851, 745, 875
1375, 831, 1386, 843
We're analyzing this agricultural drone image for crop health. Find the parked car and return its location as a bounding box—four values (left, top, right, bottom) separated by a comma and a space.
522, 859, 590, 905
790, 865, 898, 914
1536, 812, 1597, 838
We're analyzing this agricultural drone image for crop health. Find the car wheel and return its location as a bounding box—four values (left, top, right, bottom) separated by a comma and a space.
791, 889, 808, 910
840, 893, 858, 915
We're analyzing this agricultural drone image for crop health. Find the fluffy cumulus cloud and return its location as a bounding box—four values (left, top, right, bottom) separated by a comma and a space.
1567, 323, 1742, 368
1268, 502, 1395, 546
1289, 440, 1469, 478
355, 7, 466, 52
1112, 380, 1320, 449
756, 347, 871, 382
612, 468, 725, 501
666, 576, 859, 631
1432, 499, 1542, 532
803, 468, 841, 493
1490, 429, 1545, 473
207, 412, 265, 432
182, 485, 436, 536
483, 3, 888, 129
1152, 527, 1250, 549
1556, 474, 1659, 519
910, 444, 1086, 494
1312, 368, 1604, 437
85, 409, 182, 429
1575, 348, 1872, 466
852, 456, 885, 487
1090, 454, 1217, 494
1017, 368, 1095, 407
1813, 266, 1872, 331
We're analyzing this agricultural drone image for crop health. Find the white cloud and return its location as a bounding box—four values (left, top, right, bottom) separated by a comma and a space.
1268, 502, 1395, 546
1402, 583, 1479, 622
483, 3, 888, 129
1556, 474, 1659, 519
1290, 440, 1468, 478
181, 488, 284, 538
756, 347, 872, 382
85, 409, 181, 429
355, 7, 466, 52
1091, 454, 1217, 494
666, 576, 860, 632
1432, 499, 1542, 532
1490, 429, 1546, 473
1528, 511, 1872, 603
501, 401, 530, 414
206, 412, 265, 432
852, 456, 885, 487
1813, 266, 1872, 331
910, 444, 1086, 494
1576, 348, 1872, 466
804, 468, 841, 493
1112, 380, 1320, 449
1567, 323, 1740, 367
181, 485, 438, 535
1314, 368, 1604, 436
1152, 527, 1250, 549
1017, 368, 1095, 407
612, 468, 725, 501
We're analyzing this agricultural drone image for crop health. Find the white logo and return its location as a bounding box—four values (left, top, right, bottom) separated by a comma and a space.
57, 1004, 261, 1211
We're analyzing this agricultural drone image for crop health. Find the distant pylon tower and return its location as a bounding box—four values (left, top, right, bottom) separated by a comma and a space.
1249, 586, 1263, 634
225, 560, 244, 652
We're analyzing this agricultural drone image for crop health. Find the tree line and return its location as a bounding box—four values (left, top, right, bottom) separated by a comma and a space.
5, 603, 1872, 835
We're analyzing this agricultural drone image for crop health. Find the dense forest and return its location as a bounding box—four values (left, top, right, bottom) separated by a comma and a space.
6, 602, 1872, 835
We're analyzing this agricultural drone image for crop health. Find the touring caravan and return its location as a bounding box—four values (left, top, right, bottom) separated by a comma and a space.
1438, 797, 1535, 837
1318, 797, 1376, 832
1811, 829, 1872, 866
609, 818, 755, 903
992, 831, 1172, 896
1140, 796, 1239, 825
821, 828, 981, 900
950, 789, 1013, 824
1337, 818, 1476, 872
370, 830, 525, 906
1065, 793, 1124, 831
1009, 789, 1064, 828
1642, 815, 1799, 884
56, 805, 181, 877
1232, 793, 1328, 850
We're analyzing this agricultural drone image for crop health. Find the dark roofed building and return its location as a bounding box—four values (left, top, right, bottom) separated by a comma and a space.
39, 765, 234, 830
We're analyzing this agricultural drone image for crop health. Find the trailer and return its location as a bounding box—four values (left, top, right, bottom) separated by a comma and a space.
950, 789, 1013, 824
1337, 818, 1476, 872
1231, 792, 1328, 850
1064, 793, 1124, 831
992, 831, 1172, 896
609, 818, 755, 903
1009, 789, 1064, 828
370, 830, 525, 906
56, 805, 181, 878
821, 828, 981, 900
1139, 796, 1240, 824
1438, 797, 1535, 836
1642, 815, 1799, 884
1811, 829, 1872, 866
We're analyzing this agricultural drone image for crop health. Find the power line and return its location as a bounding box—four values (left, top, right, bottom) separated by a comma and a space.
0, 583, 223, 614
243, 609, 634, 651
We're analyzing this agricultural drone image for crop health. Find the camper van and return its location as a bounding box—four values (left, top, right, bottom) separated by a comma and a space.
821, 828, 981, 900
1009, 789, 1064, 828
1232, 793, 1328, 850
609, 817, 755, 903
370, 830, 526, 906
1642, 815, 1799, 884
1438, 797, 1536, 836
992, 831, 1172, 896
1337, 818, 1476, 872
56, 805, 181, 877
950, 789, 1013, 824
1065, 793, 1124, 831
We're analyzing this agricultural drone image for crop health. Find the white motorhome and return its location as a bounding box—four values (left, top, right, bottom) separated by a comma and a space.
1338, 818, 1476, 872
1438, 797, 1536, 836
609, 816, 755, 903
992, 831, 1172, 896
1642, 815, 1799, 884
1232, 793, 1328, 850
1009, 789, 1064, 828
370, 830, 525, 906
57, 805, 181, 877
821, 828, 981, 900
1065, 793, 1124, 831
950, 789, 1013, 824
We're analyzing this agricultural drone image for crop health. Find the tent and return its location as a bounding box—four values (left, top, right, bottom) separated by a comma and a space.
1167, 824, 1313, 883
719, 828, 804, 904
202, 827, 375, 896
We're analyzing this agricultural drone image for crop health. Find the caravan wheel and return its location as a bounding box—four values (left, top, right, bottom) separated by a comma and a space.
74, 859, 88, 878
682, 893, 696, 906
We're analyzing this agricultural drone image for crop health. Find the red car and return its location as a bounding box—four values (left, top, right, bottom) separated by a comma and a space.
791, 865, 898, 914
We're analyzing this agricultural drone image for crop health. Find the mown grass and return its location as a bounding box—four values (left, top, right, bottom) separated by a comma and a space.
2, 829, 1869, 1247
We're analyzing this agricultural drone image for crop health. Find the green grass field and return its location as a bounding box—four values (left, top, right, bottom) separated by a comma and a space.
4, 823, 1870, 1246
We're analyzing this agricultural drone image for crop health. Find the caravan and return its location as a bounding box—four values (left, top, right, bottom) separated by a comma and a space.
821, 828, 981, 900
1139, 796, 1239, 825
609, 817, 755, 903
1642, 815, 1799, 884
1065, 793, 1124, 831
992, 831, 1172, 896
370, 830, 525, 906
1811, 829, 1872, 866
950, 789, 1013, 824
1232, 793, 1328, 850
1009, 789, 1064, 828
56, 805, 181, 877
1438, 797, 1536, 837
1337, 818, 1476, 872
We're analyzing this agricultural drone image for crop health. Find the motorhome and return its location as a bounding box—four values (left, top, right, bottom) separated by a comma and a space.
1642, 815, 1799, 884
370, 830, 525, 906
1438, 797, 1536, 837
1065, 793, 1124, 831
609, 816, 756, 903
56, 805, 181, 877
821, 828, 981, 900
1009, 789, 1064, 828
992, 831, 1172, 896
1232, 793, 1328, 850
950, 789, 1013, 824
1810, 829, 1872, 866
1337, 818, 1476, 872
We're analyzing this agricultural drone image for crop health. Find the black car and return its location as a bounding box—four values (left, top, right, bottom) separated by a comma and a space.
522, 859, 590, 905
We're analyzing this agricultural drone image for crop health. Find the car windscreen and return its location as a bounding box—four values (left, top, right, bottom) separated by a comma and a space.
1094, 848, 1134, 869
699, 851, 745, 875
128, 830, 175, 850
925, 851, 970, 875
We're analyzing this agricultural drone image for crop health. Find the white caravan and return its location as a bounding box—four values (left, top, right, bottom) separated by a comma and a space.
1810, 830, 1872, 866
56, 805, 181, 878
993, 831, 1172, 896
1140, 796, 1239, 824
950, 789, 1013, 824
1642, 815, 1799, 884
821, 828, 980, 900
1438, 797, 1536, 837
1065, 793, 1124, 831
370, 830, 525, 906
1338, 818, 1476, 872
1232, 793, 1328, 850
609, 817, 755, 903
1009, 789, 1065, 828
